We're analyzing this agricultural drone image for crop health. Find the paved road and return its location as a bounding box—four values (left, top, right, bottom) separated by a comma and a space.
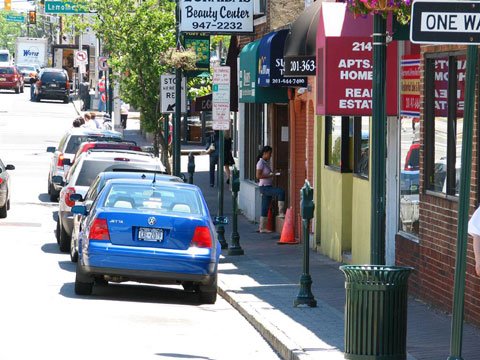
0, 90, 279, 360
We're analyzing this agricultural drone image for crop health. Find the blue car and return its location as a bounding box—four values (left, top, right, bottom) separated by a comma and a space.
73, 178, 220, 304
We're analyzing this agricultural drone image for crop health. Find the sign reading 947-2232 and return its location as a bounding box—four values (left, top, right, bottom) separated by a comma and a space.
180, 0, 254, 34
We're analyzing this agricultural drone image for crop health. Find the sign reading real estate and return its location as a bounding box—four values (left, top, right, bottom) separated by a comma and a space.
212, 66, 230, 130
179, 0, 254, 34
160, 74, 187, 114
411, 1, 480, 44
400, 55, 421, 119
433, 56, 465, 117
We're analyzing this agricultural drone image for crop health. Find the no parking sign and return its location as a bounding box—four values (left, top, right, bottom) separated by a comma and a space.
98, 56, 108, 71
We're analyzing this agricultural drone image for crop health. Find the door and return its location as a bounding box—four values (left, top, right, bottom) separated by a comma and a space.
273, 104, 289, 207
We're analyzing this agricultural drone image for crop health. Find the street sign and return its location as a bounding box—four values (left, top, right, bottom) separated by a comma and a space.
179, 0, 254, 34
6, 15, 25, 23
74, 50, 88, 67
98, 56, 108, 71
411, 1, 480, 44
212, 66, 230, 130
160, 75, 186, 113
44, 1, 90, 14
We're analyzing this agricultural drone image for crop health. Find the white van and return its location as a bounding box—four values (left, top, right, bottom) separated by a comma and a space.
0, 49, 11, 66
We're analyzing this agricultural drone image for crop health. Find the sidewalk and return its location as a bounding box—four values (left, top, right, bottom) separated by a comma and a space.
76, 99, 480, 359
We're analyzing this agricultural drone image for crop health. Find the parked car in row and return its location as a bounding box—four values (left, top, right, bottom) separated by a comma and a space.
73, 178, 220, 303
47, 128, 123, 201
16, 64, 39, 84
69, 170, 183, 262
0, 66, 24, 93
36, 68, 70, 103
0, 158, 15, 218
54, 149, 165, 253
71, 141, 141, 166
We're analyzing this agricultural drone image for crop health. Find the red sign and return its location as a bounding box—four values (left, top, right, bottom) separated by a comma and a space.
433, 56, 465, 118
318, 37, 398, 116
400, 55, 420, 118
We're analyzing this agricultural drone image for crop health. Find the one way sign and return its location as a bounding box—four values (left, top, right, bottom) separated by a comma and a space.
161, 74, 186, 113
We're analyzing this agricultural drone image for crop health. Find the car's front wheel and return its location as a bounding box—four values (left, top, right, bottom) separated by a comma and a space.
58, 218, 71, 253
75, 261, 93, 296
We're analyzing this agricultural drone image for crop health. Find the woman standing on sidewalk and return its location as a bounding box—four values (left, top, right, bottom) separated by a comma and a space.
256, 145, 285, 233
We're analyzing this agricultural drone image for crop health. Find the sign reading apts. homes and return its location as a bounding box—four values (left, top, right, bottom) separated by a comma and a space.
179, 0, 254, 34
400, 55, 421, 119
321, 37, 398, 116
433, 56, 465, 117
212, 66, 230, 130
257, 30, 307, 88
160, 74, 187, 113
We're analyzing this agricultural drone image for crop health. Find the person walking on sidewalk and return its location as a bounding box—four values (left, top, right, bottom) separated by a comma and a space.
120, 101, 130, 129
468, 207, 480, 276
256, 145, 285, 233
224, 131, 235, 184
206, 131, 220, 187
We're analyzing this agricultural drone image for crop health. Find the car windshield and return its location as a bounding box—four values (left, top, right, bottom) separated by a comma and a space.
65, 135, 121, 154
76, 161, 161, 187
0, 54, 8, 62
18, 66, 36, 73
41, 72, 67, 82
0, 67, 14, 74
103, 183, 203, 215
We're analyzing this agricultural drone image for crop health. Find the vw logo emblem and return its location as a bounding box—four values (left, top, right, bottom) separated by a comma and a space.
148, 217, 156, 226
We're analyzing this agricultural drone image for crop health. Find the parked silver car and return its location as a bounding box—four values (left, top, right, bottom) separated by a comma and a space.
54, 149, 165, 253
46, 128, 123, 202
0, 158, 15, 218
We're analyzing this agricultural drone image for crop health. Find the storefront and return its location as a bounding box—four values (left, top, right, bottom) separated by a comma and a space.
314, 2, 398, 263
238, 39, 288, 221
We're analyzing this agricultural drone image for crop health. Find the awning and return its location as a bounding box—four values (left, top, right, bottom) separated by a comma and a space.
257, 30, 307, 88
283, 0, 322, 77
193, 94, 212, 112
239, 40, 288, 103
226, 35, 239, 112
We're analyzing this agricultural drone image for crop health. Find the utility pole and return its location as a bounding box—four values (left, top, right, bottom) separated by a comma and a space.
173, 0, 182, 177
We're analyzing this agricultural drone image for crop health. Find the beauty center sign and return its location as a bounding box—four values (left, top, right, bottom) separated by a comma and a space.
317, 37, 398, 116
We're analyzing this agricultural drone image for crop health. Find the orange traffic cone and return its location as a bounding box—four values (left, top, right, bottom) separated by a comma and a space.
277, 207, 299, 245
266, 205, 274, 232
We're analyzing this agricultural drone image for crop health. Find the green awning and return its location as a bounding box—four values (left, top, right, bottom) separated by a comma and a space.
239, 40, 288, 103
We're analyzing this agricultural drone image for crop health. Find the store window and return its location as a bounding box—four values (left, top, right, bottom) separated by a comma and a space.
353, 116, 370, 178
244, 103, 265, 181
325, 116, 351, 171
424, 53, 465, 197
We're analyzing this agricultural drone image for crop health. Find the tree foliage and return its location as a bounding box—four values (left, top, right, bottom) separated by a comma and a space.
0, 11, 24, 53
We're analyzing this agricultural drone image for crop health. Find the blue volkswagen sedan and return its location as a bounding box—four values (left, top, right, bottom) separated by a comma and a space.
73, 178, 220, 304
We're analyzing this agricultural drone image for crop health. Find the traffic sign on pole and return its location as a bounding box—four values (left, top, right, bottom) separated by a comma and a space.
160, 74, 186, 113
411, 1, 480, 44
212, 66, 230, 130
6, 15, 25, 23
98, 56, 108, 71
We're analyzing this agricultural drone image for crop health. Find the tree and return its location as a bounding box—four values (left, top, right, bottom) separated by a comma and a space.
0, 11, 24, 54
89, 0, 176, 172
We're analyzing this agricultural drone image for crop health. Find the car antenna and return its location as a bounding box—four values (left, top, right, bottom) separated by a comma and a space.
152, 171, 157, 185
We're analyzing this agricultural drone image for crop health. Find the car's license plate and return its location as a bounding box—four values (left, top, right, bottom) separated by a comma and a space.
50, 84, 57, 88
138, 227, 163, 242
0, 78, 5, 82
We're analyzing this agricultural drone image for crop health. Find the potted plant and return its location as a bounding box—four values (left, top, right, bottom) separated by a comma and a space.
346, 0, 413, 25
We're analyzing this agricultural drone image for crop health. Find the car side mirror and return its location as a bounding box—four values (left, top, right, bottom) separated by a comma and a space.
213, 216, 228, 225
52, 175, 64, 186
5, 164, 14, 170
63, 158, 71, 166
46, 146, 56, 153
71, 205, 88, 216
70, 193, 83, 202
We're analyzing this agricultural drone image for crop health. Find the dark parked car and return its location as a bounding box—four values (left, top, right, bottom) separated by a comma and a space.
0, 158, 15, 218
36, 68, 70, 103
0, 66, 24, 93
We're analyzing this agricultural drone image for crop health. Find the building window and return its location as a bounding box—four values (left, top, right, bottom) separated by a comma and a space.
353, 116, 370, 178
244, 103, 265, 181
424, 53, 465, 196
325, 116, 351, 172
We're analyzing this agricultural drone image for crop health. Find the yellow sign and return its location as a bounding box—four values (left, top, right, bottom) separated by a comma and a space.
4, 0, 11, 11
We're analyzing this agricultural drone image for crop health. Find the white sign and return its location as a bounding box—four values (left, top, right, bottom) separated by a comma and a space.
75, 50, 88, 63
212, 66, 230, 130
179, 0, 254, 34
98, 56, 108, 71
160, 74, 186, 113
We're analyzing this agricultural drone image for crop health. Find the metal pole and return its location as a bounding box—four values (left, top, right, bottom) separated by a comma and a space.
370, 14, 387, 265
228, 167, 244, 255
217, 130, 227, 249
447, 44, 477, 360
173, 0, 182, 177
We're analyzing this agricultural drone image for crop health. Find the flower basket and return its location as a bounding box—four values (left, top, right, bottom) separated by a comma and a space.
160, 47, 197, 71
347, 0, 412, 25
362, 0, 396, 12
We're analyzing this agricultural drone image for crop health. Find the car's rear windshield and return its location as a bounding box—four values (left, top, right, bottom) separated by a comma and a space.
41, 72, 67, 82
76, 161, 161, 187
18, 66, 36, 72
0, 54, 9, 62
0, 67, 14, 74
65, 135, 122, 154
103, 184, 203, 215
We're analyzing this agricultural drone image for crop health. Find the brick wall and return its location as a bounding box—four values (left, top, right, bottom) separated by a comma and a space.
396, 44, 480, 327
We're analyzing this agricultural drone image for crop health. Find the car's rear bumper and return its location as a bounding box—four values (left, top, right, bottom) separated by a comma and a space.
38, 89, 68, 99
0, 81, 17, 89
82, 241, 217, 284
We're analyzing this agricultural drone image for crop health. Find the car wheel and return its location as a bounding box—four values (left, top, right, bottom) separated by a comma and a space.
7, 198, 10, 211
55, 219, 60, 244
75, 262, 93, 296
20, 86, 24, 93
49, 183, 59, 202
0, 201, 7, 219
59, 219, 71, 253
14, 85, 19, 94
63, 97, 69, 104
70, 232, 78, 263
198, 275, 217, 304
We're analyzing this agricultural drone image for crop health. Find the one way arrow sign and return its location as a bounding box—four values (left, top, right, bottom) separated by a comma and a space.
160, 74, 186, 113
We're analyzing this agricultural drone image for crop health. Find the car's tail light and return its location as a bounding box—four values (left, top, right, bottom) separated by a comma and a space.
57, 154, 65, 168
191, 226, 212, 248
13, 75, 18, 81
82, 144, 96, 152
0, 178, 3, 185
114, 158, 130, 162
66, 80, 70, 90
89, 218, 110, 241
64, 187, 76, 208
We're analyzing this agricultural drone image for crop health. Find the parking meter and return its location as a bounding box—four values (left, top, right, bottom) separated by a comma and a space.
232, 167, 240, 193
300, 181, 314, 220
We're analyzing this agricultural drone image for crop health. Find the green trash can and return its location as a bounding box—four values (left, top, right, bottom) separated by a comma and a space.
339, 265, 413, 360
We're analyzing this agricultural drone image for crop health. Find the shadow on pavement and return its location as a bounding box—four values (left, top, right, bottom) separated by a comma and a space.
41, 242, 62, 255
51, 210, 58, 222
38, 193, 52, 203
59, 282, 204, 307
58, 260, 75, 272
